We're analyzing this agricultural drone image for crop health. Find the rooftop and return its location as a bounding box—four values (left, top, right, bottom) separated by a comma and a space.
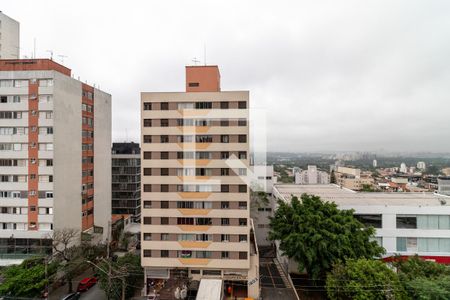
0, 59, 71, 76
274, 184, 450, 207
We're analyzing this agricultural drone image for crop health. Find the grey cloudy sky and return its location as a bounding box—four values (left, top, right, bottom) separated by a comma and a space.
3, 0, 450, 152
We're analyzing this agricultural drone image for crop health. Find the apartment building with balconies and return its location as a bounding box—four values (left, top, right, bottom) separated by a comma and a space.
140, 65, 259, 299
0, 59, 111, 265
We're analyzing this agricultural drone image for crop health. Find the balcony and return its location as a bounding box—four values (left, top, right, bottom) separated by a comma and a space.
177, 241, 211, 248
177, 126, 211, 134
177, 192, 211, 199
177, 159, 210, 166
178, 258, 210, 265
177, 224, 211, 232
177, 208, 211, 216
177, 142, 210, 150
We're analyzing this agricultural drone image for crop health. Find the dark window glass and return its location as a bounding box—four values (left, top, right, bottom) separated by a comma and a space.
143, 217, 152, 224
160, 135, 169, 143
160, 102, 169, 110
161, 250, 169, 257
144, 168, 152, 176
220, 120, 229, 127
238, 119, 247, 126
238, 101, 247, 109
220, 102, 229, 109
143, 201, 152, 208
221, 152, 229, 159
354, 214, 382, 228
161, 168, 169, 176
221, 168, 229, 176
144, 152, 152, 159
239, 218, 247, 226
221, 201, 229, 209
161, 184, 169, 192
143, 184, 152, 192
239, 252, 248, 259
143, 102, 152, 110
144, 119, 152, 127
238, 135, 247, 143
143, 135, 152, 143
239, 185, 247, 193
143, 233, 152, 241
221, 135, 229, 143
161, 201, 169, 209
188, 82, 199, 87
161, 217, 169, 225
221, 185, 229, 193
143, 249, 152, 257
160, 152, 169, 159
160, 119, 169, 127
396, 216, 417, 229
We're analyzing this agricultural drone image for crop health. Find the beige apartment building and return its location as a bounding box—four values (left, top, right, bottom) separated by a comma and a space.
140, 66, 259, 299
335, 166, 374, 191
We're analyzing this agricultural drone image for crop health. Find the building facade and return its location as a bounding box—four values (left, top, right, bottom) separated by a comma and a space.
140, 65, 259, 299
294, 165, 330, 185
438, 177, 450, 196
0, 12, 20, 59
0, 59, 111, 264
112, 142, 141, 222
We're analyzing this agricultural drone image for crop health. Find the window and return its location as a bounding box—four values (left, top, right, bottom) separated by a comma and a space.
160, 119, 169, 127
238, 152, 247, 159
143, 217, 152, 224
238, 101, 247, 109
143, 233, 152, 241
239, 252, 248, 260
220, 102, 229, 109
144, 119, 152, 127
221, 152, 229, 159
221, 201, 229, 209
143, 250, 152, 257
397, 237, 417, 252
143, 102, 152, 110
221, 185, 229, 193
221, 218, 230, 226
239, 185, 247, 193
195, 102, 212, 109
188, 82, 199, 87
161, 201, 169, 209
239, 235, 248, 242
143, 135, 152, 143
143, 152, 152, 159
161, 217, 169, 225
354, 214, 382, 228
238, 135, 247, 143
161, 233, 170, 241
161, 250, 169, 258
160, 152, 169, 159
397, 215, 417, 229
160, 102, 169, 110
238, 119, 247, 126
221, 234, 230, 242
161, 184, 169, 192
221, 135, 229, 143
143, 184, 152, 192
238, 202, 247, 209
221, 251, 229, 259
143, 201, 152, 208
221, 168, 229, 176
239, 218, 247, 226
160, 168, 169, 176
238, 168, 247, 176
220, 120, 229, 127
160, 135, 169, 143
177, 102, 194, 110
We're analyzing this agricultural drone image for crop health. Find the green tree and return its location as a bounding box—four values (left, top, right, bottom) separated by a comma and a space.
269, 194, 384, 279
326, 258, 407, 300
97, 253, 143, 300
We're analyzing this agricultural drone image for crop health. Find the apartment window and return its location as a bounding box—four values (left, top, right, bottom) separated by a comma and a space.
221, 185, 229, 193
160, 168, 169, 176
238, 101, 247, 109
221, 152, 229, 160
161, 184, 169, 192
160, 119, 169, 127
238, 202, 247, 209
238, 168, 247, 176
143, 201, 152, 208
161, 250, 169, 258
143, 233, 152, 241
143, 135, 152, 143
221, 168, 229, 176
221, 251, 229, 259
143, 184, 152, 192
143, 168, 152, 176
161, 201, 169, 209
160, 102, 169, 110
195, 102, 212, 109
220, 120, 229, 127
238, 135, 247, 143
143, 217, 152, 224
239, 235, 248, 242
161, 217, 169, 225
161, 233, 170, 241
238, 152, 247, 159
221, 201, 229, 209
144, 119, 152, 127
239, 218, 247, 226
191, 270, 201, 274
143, 102, 152, 110
239, 185, 247, 193
354, 214, 382, 228
188, 82, 199, 87
221, 218, 230, 226
397, 215, 417, 229
160, 152, 169, 159
221, 135, 229, 143
160, 135, 169, 143
143, 250, 152, 257
220, 102, 229, 109
238, 119, 247, 126
239, 252, 248, 260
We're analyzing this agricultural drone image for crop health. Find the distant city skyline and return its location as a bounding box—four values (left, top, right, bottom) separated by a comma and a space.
3, 0, 450, 152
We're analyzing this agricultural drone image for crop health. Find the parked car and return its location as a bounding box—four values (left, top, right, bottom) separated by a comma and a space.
77, 277, 97, 292
61, 292, 81, 300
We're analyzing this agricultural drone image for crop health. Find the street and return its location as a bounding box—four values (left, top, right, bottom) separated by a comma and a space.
80, 283, 107, 300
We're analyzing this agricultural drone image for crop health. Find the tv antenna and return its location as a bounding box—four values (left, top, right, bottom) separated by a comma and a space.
192, 57, 200, 65
46, 50, 54, 60
58, 55, 68, 64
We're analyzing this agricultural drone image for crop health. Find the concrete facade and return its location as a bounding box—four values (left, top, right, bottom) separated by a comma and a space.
294, 165, 330, 185
0, 12, 20, 59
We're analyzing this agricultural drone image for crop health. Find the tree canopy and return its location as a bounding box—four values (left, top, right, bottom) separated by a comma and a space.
326, 258, 407, 300
269, 194, 384, 279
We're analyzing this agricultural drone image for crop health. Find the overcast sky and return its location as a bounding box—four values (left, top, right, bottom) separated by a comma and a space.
3, 0, 450, 152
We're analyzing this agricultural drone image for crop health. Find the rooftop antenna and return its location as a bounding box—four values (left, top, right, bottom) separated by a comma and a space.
57, 54, 68, 64
46, 50, 53, 60
192, 57, 200, 66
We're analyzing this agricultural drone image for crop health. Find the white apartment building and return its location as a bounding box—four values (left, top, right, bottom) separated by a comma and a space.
140, 65, 259, 299
0, 12, 20, 59
272, 184, 450, 273
294, 165, 330, 185
438, 177, 450, 196
0, 59, 111, 265
250, 165, 274, 194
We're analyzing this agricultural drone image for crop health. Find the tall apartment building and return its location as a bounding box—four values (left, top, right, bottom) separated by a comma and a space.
295, 165, 330, 185
112, 142, 141, 222
141, 65, 259, 299
0, 59, 111, 264
0, 12, 20, 59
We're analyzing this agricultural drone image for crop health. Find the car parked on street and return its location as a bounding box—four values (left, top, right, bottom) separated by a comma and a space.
61, 292, 81, 300
77, 277, 97, 292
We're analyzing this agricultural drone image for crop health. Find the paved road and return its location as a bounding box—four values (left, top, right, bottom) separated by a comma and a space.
80, 284, 107, 300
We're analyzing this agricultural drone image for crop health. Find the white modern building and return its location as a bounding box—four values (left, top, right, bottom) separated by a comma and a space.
0, 12, 20, 59
373, 159, 377, 168
0, 59, 111, 265
250, 165, 274, 194
272, 184, 450, 272
294, 165, 329, 185
417, 161, 426, 170
400, 163, 407, 173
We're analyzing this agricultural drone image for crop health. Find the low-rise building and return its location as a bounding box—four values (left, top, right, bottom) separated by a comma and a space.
334, 167, 374, 191
294, 165, 330, 185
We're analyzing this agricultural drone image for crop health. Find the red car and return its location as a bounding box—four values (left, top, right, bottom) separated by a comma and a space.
77, 277, 97, 292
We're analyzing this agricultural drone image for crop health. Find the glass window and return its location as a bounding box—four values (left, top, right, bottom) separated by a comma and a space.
354, 214, 382, 228
396, 215, 417, 229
